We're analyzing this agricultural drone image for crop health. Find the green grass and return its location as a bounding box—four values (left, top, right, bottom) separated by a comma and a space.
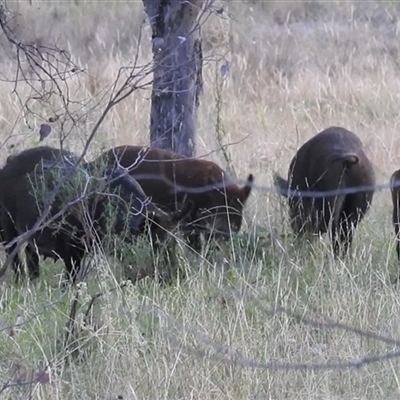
1, 0, 400, 399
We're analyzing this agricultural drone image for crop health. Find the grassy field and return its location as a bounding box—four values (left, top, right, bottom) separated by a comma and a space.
1, 0, 400, 398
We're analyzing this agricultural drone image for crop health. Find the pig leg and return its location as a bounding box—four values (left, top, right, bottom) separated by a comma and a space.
1, 211, 26, 282
25, 244, 40, 280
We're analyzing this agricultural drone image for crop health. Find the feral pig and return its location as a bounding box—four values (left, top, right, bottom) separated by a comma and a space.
274, 126, 375, 256
0, 146, 80, 281
390, 169, 400, 262
0, 146, 191, 284
94, 145, 254, 251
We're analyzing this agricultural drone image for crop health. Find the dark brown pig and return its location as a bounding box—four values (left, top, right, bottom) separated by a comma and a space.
0, 146, 79, 281
94, 145, 254, 251
390, 169, 400, 262
274, 126, 375, 256
0, 146, 191, 284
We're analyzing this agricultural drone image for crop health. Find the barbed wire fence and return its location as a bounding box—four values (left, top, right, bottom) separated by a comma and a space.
0, 0, 400, 397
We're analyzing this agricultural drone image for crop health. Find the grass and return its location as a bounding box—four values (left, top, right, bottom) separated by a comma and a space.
1, 0, 400, 398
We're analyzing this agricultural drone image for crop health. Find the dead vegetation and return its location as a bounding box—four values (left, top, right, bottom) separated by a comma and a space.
0, 1, 400, 399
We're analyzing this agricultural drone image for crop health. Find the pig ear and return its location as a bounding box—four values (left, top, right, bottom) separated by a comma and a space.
241, 174, 254, 202
273, 173, 289, 198
6, 155, 16, 164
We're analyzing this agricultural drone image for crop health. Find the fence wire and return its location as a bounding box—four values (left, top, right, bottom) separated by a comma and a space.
112, 171, 392, 198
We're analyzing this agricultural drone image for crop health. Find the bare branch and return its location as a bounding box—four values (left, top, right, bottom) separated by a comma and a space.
0, 5, 157, 280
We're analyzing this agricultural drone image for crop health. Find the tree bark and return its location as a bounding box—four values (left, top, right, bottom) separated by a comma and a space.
143, 0, 204, 158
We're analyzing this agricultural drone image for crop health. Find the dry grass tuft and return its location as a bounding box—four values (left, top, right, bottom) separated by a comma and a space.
1, 1, 400, 399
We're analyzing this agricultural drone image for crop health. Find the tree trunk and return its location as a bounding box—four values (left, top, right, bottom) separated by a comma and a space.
143, 0, 204, 158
